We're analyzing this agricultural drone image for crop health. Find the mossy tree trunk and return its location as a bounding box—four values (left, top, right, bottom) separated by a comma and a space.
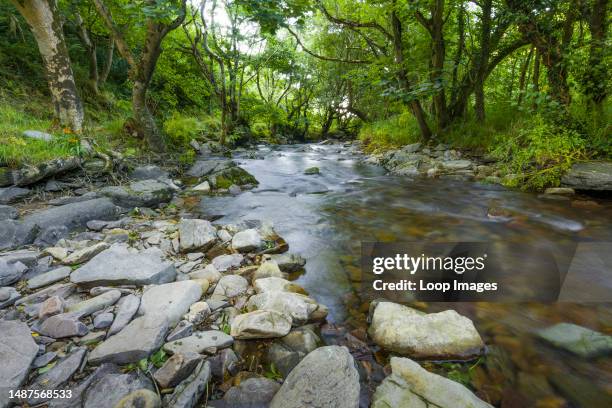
11, 0, 84, 133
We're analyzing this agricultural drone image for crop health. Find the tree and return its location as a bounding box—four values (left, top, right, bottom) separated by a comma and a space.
92, 0, 187, 151
10, 0, 84, 133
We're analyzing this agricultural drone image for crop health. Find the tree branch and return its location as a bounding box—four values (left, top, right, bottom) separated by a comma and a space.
285, 26, 370, 64
316, 0, 393, 41
91, 0, 135, 67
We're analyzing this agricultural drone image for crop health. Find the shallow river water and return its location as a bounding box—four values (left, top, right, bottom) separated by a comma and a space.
197, 143, 612, 406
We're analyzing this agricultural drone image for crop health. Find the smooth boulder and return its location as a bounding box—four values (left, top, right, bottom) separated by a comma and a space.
0, 321, 39, 408
372, 357, 493, 408
369, 302, 484, 359
270, 346, 360, 408
138, 280, 202, 325
231, 310, 292, 339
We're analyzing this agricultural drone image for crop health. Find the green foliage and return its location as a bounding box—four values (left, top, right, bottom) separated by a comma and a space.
264, 363, 283, 380
491, 116, 586, 190
163, 112, 204, 148
358, 112, 421, 152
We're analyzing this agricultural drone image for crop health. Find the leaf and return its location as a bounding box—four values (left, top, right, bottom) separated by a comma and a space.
38, 362, 57, 375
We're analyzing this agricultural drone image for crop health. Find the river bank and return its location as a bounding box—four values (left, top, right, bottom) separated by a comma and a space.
1, 141, 612, 407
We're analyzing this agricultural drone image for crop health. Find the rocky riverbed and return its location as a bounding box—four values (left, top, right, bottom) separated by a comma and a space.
1, 141, 612, 408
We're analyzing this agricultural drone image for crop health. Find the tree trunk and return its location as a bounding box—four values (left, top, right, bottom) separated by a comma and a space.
584, 0, 609, 112
12, 0, 84, 133
474, 0, 492, 122
75, 12, 99, 95
391, 9, 432, 141
430, 0, 448, 129
517, 48, 534, 107
100, 38, 114, 83
132, 28, 165, 151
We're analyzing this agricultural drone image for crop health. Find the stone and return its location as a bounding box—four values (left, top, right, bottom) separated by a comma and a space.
163, 361, 211, 408
100, 179, 175, 208
211, 253, 244, 272
208, 166, 258, 189
82, 370, 155, 408
228, 184, 242, 195
23, 198, 120, 244
211, 275, 249, 299
48, 192, 99, 206
247, 291, 320, 325
537, 322, 612, 358
193, 181, 210, 192
38, 313, 88, 338
185, 302, 211, 325
372, 357, 493, 408
28, 348, 87, 405
108, 294, 140, 338
231, 310, 292, 339
163, 331, 233, 355
252, 261, 287, 281
167, 321, 194, 342
187, 159, 235, 178
254, 277, 304, 294
63, 242, 110, 265
66, 289, 121, 317
561, 161, 612, 191
71, 246, 176, 287
304, 167, 320, 175
16, 282, 75, 307
0, 205, 18, 220
231, 229, 263, 252
178, 219, 217, 252
154, 352, 202, 388
401, 142, 421, 153
280, 327, 319, 355
269, 253, 306, 272
115, 389, 161, 408
0, 186, 32, 204
368, 302, 484, 359
208, 349, 239, 381
76, 331, 106, 346
217, 229, 232, 243
139, 280, 202, 326
131, 165, 169, 181
39, 296, 66, 320
34, 225, 69, 247
0, 321, 39, 408
33, 352, 57, 369
224, 377, 281, 407
189, 264, 221, 284
28, 267, 71, 289
266, 343, 301, 378
94, 312, 114, 329
0, 220, 37, 251
0, 286, 20, 309
89, 316, 169, 365
270, 346, 359, 408
45, 247, 69, 261
0, 258, 27, 286
544, 187, 575, 195
442, 160, 472, 171
23, 130, 54, 141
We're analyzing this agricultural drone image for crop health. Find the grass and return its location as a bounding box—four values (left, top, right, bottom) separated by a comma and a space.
358, 111, 422, 152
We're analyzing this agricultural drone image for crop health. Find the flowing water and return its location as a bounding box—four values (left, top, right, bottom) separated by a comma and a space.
197, 143, 612, 406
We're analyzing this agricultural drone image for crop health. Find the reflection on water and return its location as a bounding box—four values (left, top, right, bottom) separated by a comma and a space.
197, 144, 612, 406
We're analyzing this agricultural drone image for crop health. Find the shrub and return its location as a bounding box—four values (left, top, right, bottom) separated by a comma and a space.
490, 116, 586, 190
163, 112, 204, 148
358, 111, 421, 152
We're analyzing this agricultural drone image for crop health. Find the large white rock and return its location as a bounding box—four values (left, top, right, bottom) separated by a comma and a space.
211, 253, 244, 271
178, 219, 217, 252
163, 331, 234, 355
0, 321, 39, 408
368, 302, 484, 359
231, 310, 292, 339
254, 277, 303, 293
211, 275, 249, 299
270, 346, 360, 408
231, 229, 262, 252
247, 290, 320, 325
372, 357, 493, 408
71, 245, 176, 287
138, 280, 202, 325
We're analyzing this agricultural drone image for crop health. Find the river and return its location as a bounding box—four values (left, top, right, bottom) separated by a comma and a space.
196, 143, 612, 405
